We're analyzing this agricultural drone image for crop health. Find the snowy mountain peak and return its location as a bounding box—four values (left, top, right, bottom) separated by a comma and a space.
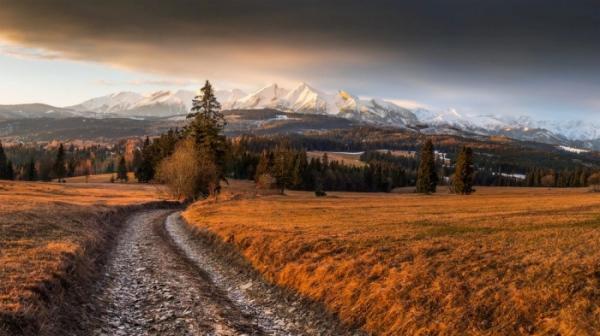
283, 82, 332, 114
69, 83, 420, 126
70, 91, 143, 113
233, 83, 289, 110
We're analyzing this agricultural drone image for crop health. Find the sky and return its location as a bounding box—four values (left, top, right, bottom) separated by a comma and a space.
0, 0, 599, 120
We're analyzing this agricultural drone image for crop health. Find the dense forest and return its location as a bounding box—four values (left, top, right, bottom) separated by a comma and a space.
0, 140, 140, 181
0, 127, 599, 191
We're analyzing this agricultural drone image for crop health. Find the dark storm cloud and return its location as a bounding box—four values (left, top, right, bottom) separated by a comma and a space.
1, 0, 600, 117
2, 0, 599, 64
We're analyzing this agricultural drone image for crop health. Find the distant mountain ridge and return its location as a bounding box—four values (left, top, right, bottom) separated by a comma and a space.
67, 82, 419, 127
1, 82, 600, 147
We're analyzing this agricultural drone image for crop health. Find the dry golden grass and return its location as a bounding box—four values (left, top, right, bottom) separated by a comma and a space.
0, 181, 166, 332
63, 172, 136, 183
184, 184, 600, 335
307, 151, 366, 167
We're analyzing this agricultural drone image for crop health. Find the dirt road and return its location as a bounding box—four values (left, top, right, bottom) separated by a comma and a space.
77, 210, 360, 336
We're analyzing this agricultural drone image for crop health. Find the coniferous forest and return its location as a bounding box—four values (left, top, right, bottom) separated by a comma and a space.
0, 82, 599, 194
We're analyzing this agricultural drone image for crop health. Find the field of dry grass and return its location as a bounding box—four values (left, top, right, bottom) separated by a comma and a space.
63, 172, 136, 183
0, 181, 166, 334
184, 184, 600, 335
307, 151, 366, 167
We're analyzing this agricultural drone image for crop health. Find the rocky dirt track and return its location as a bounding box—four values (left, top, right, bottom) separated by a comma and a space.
77, 210, 361, 336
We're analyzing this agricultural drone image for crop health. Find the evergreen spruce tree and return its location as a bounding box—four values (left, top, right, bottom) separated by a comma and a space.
135, 137, 155, 183
452, 146, 474, 194
272, 144, 292, 194
314, 174, 327, 197
26, 158, 37, 181
131, 148, 143, 173
53, 143, 66, 182
580, 170, 588, 187
185, 80, 228, 196
416, 139, 438, 193
254, 150, 271, 182
67, 157, 77, 177
290, 151, 307, 188
5, 161, 14, 180
105, 160, 115, 174
117, 156, 128, 182
0, 140, 7, 179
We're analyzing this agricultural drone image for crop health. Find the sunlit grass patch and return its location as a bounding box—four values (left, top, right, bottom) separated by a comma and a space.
185, 185, 600, 335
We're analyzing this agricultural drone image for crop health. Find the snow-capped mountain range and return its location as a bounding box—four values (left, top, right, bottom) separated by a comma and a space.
412, 108, 600, 142
68, 82, 418, 126
1, 82, 599, 145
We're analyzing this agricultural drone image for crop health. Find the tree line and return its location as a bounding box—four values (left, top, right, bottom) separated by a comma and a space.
0, 140, 134, 182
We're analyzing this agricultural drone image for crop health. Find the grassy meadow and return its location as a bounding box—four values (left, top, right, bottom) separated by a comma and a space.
62, 172, 137, 183
184, 183, 600, 335
306, 151, 366, 167
0, 181, 166, 333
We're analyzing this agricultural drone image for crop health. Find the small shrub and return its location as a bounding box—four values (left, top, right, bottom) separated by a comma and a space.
315, 190, 327, 197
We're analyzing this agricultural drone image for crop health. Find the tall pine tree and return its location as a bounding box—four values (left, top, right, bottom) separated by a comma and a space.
53, 143, 66, 182
452, 146, 474, 194
0, 141, 7, 179
184, 80, 228, 196
117, 156, 128, 182
254, 150, 271, 182
5, 161, 14, 180
135, 137, 155, 182
271, 144, 293, 194
26, 158, 37, 181
416, 139, 438, 193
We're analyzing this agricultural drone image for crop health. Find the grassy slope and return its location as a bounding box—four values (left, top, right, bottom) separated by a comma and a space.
184, 184, 600, 335
0, 181, 166, 334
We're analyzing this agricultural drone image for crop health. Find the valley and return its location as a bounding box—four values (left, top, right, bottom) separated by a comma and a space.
2, 1, 598, 335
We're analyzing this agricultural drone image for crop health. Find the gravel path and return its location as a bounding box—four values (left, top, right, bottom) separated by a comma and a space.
79, 210, 361, 336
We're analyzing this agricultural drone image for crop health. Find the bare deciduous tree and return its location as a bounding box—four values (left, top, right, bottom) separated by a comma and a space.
157, 138, 217, 201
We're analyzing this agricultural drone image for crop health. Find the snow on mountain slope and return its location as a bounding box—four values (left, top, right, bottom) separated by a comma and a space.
215, 82, 418, 126
535, 120, 600, 141
414, 108, 511, 131
134, 90, 195, 111
226, 84, 289, 110
72, 90, 197, 117
64, 83, 600, 142
0, 104, 79, 119
70, 91, 143, 114
217, 89, 246, 109
335, 91, 418, 125
557, 145, 590, 154
282, 83, 334, 114
68, 83, 418, 126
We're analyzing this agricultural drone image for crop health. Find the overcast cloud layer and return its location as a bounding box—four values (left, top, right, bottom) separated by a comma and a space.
0, 0, 599, 119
